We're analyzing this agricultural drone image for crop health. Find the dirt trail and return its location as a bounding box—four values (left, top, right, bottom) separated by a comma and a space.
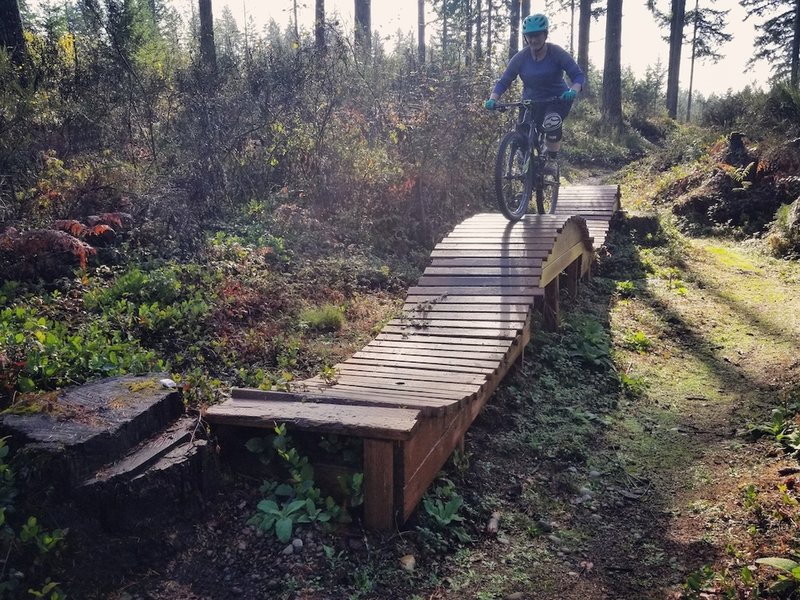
435, 233, 800, 599
106, 227, 800, 600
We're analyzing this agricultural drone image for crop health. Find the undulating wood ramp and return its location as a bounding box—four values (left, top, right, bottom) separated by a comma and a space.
205, 185, 621, 529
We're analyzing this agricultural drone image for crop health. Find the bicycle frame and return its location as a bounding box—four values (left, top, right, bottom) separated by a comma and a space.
493, 98, 561, 218
500, 99, 553, 186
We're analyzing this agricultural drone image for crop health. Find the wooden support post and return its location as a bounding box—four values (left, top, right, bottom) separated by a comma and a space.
543, 277, 560, 331
583, 260, 592, 281
363, 439, 395, 530
565, 257, 580, 300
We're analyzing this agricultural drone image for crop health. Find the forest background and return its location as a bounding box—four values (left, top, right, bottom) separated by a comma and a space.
1, 0, 800, 597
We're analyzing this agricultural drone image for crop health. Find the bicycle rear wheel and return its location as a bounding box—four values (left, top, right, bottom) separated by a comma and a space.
535, 162, 560, 214
494, 131, 532, 221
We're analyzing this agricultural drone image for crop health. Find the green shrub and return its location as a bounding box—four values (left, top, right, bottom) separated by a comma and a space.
300, 304, 345, 333
0, 305, 162, 400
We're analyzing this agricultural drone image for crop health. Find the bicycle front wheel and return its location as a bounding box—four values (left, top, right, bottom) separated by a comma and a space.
535, 162, 560, 214
494, 131, 532, 221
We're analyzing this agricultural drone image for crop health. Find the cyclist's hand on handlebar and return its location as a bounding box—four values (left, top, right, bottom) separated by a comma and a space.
484, 98, 497, 111
560, 89, 577, 101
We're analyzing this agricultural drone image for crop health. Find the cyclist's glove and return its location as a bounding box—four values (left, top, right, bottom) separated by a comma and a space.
560, 89, 577, 101
484, 98, 497, 110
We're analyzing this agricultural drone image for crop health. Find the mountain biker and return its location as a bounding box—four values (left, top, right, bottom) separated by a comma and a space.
484, 13, 585, 167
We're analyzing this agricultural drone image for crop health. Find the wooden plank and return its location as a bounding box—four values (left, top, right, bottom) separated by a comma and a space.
428, 258, 544, 268
375, 332, 512, 347
309, 383, 469, 406
433, 243, 553, 251
541, 242, 587, 286
204, 400, 420, 440
400, 310, 528, 322
357, 344, 508, 362
353, 349, 502, 369
429, 249, 553, 259
407, 286, 539, 297
345, 357, 494, 375
416, 276, 540, 287
403, 303, 530, 315
230, 386, 453, 417
366, 337, 512, 353
338, 363, 494, 383
423, 266, 542, 277
404, 294, 536, 304
381, 324, 519, 339
389, 318, 525, 330
311, 374, 480, 396
363, 439, 395, 530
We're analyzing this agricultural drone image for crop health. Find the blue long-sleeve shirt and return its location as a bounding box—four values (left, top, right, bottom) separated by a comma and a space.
492, 43, 586, 102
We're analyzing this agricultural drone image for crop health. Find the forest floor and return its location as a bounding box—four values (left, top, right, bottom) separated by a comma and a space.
104, 191, 800, 600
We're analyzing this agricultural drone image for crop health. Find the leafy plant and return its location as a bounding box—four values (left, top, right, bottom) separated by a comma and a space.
564, 315, 616, 371
619, 372, 649, 398
615, 280, 636, 298
756, 556, 800, 595
0, 437, 66, 597
249, 498, 308, 543
622, 330, 653, 353
417, 477, 471, 551
246, 425, 346, 541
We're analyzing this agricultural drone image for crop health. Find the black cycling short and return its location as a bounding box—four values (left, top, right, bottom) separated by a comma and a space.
517, 98, 573, 142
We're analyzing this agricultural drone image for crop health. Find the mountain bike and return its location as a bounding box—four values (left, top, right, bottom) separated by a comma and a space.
493, 99, 561, 221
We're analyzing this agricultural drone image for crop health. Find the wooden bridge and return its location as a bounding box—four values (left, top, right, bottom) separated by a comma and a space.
205, 185, 621, 530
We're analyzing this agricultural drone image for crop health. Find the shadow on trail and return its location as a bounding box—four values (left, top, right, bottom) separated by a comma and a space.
460, 214, 788, 599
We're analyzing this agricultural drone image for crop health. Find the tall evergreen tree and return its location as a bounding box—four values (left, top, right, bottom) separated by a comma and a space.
355, 0, 371, 53
465, 0, 473, 65
315, 0, 325, 51
602, 0, 623, 128
741, 0, 800, 86
576, 0, 598, 89
508, 0, 520, 58
418, 0, 426, 63
686, 0, 731, 119
666, 0, 686, 119
198, 0, 216, 72
475, 0, 483, 61
0, 0, 27, 66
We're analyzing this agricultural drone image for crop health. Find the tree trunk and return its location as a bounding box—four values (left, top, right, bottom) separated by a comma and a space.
355, 0, 371, 53
293, 0, 299, 42
602, 0, 623, 129
577, 0, 590, 79
487, 0, 493, 60
521, 0, 530, 18
508, 0, 520, 59
418, 0, 426, 64
442, 3, 448, 61
466, 0, 473, 65
0, 0, 27, 67
666, 0, 686, 119
198, 0, 217, 73
792, 0, 799, 87
315, 0, 325, 51
475, 0, 483, 61
686, 0, 699, 121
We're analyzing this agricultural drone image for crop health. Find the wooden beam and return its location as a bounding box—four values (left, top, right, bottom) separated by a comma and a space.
543, 277, 560, 331
363, 439, 396, 530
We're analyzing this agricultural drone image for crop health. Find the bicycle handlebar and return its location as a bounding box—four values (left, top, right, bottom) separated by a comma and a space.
494, 97, 562, 112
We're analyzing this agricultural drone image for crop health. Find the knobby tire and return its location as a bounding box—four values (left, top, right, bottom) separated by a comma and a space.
535, 162, 560, 214
494, 131, 532, 221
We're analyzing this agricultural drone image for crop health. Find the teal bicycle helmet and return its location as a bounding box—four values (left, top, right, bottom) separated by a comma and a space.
522, 14, 549, 35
